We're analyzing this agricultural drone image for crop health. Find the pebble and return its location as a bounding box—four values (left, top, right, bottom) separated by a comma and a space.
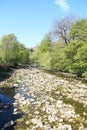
1, 68, 87, 130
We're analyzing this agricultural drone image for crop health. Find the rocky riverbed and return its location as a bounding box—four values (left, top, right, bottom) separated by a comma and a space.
0, 68, 87, 130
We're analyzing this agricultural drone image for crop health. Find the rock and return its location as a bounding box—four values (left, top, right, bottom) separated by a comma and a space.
0, 102, 12, 109
14, 93, 21, 99
59, 118, 63, 123
11, 83, 19, 88
58, 124, 72, 130
56, 100, 63, 108
3, 120, 15, 129
31, 118, 43, 127
3, 104, 10, 109
25, 120, 30, 125
68, 118, 74, 123
34, 111, 40, 115
1, 68, 87, 129
14, 108, 18, 112
83, 112, 86, 116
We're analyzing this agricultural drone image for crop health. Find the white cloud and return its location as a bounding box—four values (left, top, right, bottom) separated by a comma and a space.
54, 0, 70, 11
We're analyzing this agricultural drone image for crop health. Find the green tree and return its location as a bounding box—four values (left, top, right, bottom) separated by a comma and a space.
0, 34, 18, 64
0, 34, 29, 67
64, 40, 84, 74
50, 40, 67, 71
64, 19, 87, 76
74, 43, 87, 77
39, 33, 52, 52
70, 19, 87, 41
30, 33, 52, 68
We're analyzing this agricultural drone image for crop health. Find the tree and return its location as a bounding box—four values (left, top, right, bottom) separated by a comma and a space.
50, 40, 67, 71
74, 43, 87, 77
0, 34, 29, 67
53, 15, 78, 44
30, 33, 52, 67
69, 19, 87, 41
64, 40, 84, 74
39, 33, 52, 52
0, 34, 18, 64
63, 18, 87, 76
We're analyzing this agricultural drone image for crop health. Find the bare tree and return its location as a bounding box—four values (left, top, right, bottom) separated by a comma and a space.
53, 15, 78, 44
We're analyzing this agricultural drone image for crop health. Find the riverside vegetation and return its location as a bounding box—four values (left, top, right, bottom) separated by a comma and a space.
0, 15, 87, 129
0, 16, 87, 77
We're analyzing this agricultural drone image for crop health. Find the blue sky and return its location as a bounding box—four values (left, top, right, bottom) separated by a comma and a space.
0, 0, 87, 48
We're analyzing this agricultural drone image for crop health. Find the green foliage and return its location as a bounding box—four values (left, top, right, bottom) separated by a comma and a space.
64, 19, 87, 76
0, 34, 29, 67
50, 40, 67, 71
65, 19, 87, 76
30, 33, 52, 67
38, 51, 51, 68
64, 40, 84, 73
29, 17, 87, 77
39, 34, 51, 52
70, 19, 87, 41
82, 71, 87, 77
74, 43, 87, 76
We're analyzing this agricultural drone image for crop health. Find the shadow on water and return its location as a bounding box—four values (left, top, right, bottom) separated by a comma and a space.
0, 64, 30, 82
0, 87, 22, 130
0, 67, 13, 82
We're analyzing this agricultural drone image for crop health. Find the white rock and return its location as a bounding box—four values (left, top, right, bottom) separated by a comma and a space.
59, 118, 63, 123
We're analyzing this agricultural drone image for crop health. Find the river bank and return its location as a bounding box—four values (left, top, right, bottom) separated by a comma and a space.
0, 67, 87, 130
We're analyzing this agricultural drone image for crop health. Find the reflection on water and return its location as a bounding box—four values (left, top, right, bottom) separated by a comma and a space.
0, 87, 22, 129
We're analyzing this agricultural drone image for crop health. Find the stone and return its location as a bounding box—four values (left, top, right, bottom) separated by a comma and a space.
1, 67, 87, 129
31, 118, 43, 127
14, 93, 21, 99
25, 121, 30, 125
4, 120, 14, 129
58, 124, 72, 130
59, 118, 63, 123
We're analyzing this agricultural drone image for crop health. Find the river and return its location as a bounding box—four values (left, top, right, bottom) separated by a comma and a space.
0, 87, 22, 130
0, 68, 87, 130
